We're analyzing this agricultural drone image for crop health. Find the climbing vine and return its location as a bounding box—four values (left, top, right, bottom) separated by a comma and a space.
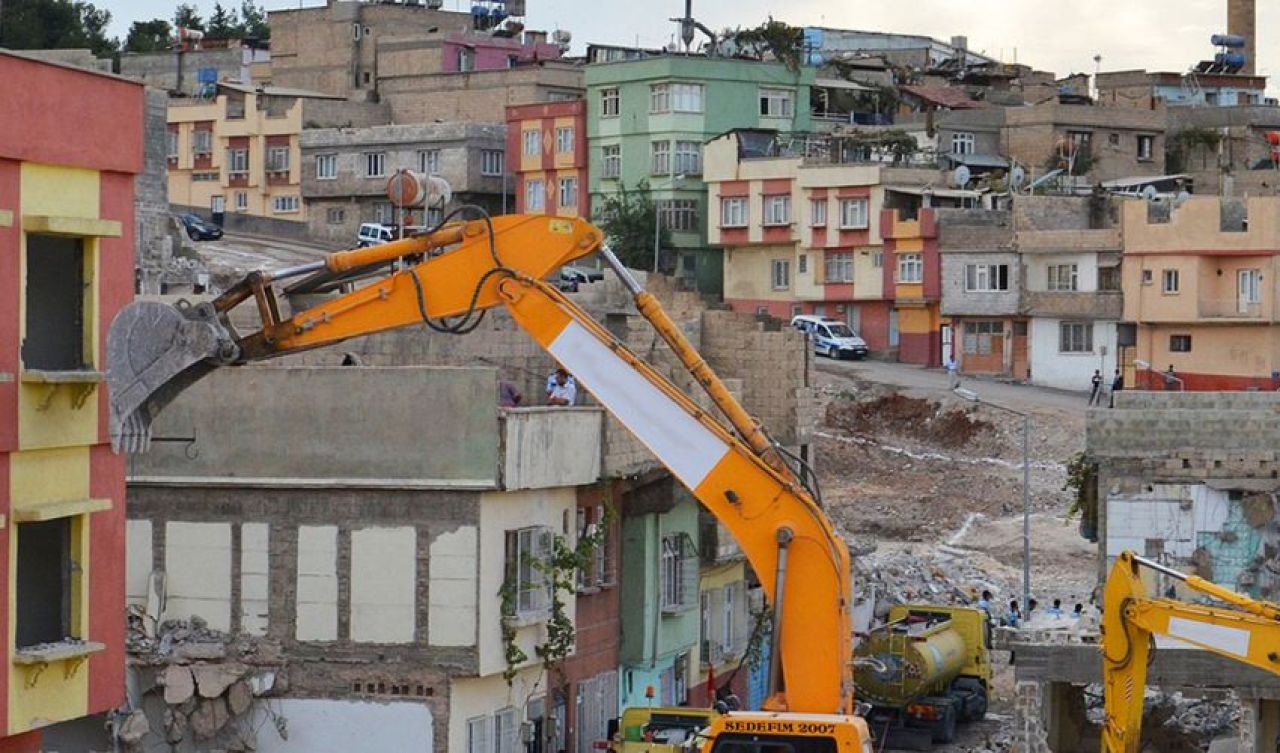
1063, 451, 1099, 541
498, 498, 615, 685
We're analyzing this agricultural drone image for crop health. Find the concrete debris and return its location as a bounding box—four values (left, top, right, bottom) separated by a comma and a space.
116, 708, 150, 744
163, 706, 188, 745
194, 663, 246, 699
1082, 687, 1240, 751
160, 665, 195, 705
190, 696, 230, 740
227, 681, 253, 716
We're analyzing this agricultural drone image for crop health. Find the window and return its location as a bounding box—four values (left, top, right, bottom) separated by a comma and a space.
872, 250, 884, 268
1170, 334, 1193, 352
16, 518, 73, 648
600, 87, 620, 117
266, 146, 290, 173
1068, 130, 1093, 154
1059, 321, 1093, 353
839, 198, 869, 229
897, 253, 923, 283
798, 254, 808, 274
191, 129, 212, 154
326, 207, 345, 225
316, 154, 337, 180
493, 707, 518, 753
1162, 269, 1180, 294
771, 259, 790, 290
525, 178, 546, 212
192, 172, 219, 182
418, 149, 440, 175
234, 191, 248, 211
1047, 264, 1079, 292
227, 148, 249, 175
481, 149, 504, 176
1108, 132, 1121, 146
576, 504, 615, 591
674, 141, 701, 174
166, 130, 178, 159
962, 320, 1003, 355
651, 140, 671, 175
1240, 268, 1262, 304
1137, 134, 1154, 162
825, 252, 853, 283
658, 199, 699, 232
650, 83, 670, 113
660, 533, 696, 613
722, 583, 737, 655
23, 234, 85, 371
558, 176, 578, 208
965, 263, 1011, 292
763, 195, 791, 226
556, 126, 574, 153
458, 47, 475, 72
373, 202, 394, 224
810, 199, 827, 227
523, 128, 542, 157
759, 87, 794, 118
651, 82, 703, 113
601, 145, 621, 178
467, 716, 490, 753
951, 131, 976, 155
721, 197, 747, 227
1099, 266, 1121, 292
505, 526, 552, 616
272, 195, 300, 213
364, 152, 386, 178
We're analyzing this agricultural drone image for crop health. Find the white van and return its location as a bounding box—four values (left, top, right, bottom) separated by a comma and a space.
790, 315, 870, 360
356, 223, 396, 247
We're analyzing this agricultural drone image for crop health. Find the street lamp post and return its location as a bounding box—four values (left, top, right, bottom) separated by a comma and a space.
954, 387, 1032, 616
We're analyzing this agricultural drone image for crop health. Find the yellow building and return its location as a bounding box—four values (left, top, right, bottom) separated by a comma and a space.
1121, 196, 1280, 390
167, 83, 377, 235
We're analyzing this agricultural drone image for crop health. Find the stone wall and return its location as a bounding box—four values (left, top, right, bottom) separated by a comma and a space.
120, 47, 245, 92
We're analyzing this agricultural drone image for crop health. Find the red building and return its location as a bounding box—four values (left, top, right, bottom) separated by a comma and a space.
505, 101, 588, 218
882, 204, 945, 366
0, 52, 142, 751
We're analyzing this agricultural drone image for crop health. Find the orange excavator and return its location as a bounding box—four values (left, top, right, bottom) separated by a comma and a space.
107, 212, 873, 752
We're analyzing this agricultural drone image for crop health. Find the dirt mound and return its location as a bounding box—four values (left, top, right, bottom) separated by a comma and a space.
826, 393, 993, 449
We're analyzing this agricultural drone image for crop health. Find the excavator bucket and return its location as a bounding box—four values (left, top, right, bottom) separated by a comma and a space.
106, 299, 237, 453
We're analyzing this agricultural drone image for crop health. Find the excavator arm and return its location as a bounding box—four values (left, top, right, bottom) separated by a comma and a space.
1101, 550, 1280, 753
107, 213, 856, 720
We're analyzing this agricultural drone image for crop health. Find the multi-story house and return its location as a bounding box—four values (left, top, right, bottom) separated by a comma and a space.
705, 129, 964, 359
586, 56, 816, 293
506, 101, 588, 218
123, 365, 620, 753
1120, 196, 1280, 390
167, 82, 388, 239
690, 514, 750, 706
300, 123, 508, 245
938, 209, 1025, 376
0, 51, 143, 752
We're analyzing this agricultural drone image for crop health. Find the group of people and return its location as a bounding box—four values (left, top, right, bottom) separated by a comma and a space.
498, 366, 578, 408
976, 590, 1085, 628
1088, 369, 1124, 407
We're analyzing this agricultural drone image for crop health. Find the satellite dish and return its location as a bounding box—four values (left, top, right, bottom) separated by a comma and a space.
1010, 165, 1026, 191
1174, 190, 1192, 206
1141, 185, 1159, 201
952, 165, 972, 188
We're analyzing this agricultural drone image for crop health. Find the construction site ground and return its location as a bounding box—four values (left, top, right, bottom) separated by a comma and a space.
814, 358, 1097, 752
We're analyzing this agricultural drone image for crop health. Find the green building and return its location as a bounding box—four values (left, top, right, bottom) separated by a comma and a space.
586, 55, 815, 294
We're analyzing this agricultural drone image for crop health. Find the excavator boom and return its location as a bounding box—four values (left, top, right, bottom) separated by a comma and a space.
106, 214, 861, 732
1101, 550, 1280, 752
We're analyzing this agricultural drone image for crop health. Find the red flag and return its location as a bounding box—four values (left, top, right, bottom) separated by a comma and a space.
706, 662, 717, 706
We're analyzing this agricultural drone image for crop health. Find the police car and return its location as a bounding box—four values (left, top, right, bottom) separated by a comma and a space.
790, 315, 870, 360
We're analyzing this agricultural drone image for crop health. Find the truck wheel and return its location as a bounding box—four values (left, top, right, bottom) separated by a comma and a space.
932, 706, 957, 744
952, 678, 988, 722
967, 688, 988, 722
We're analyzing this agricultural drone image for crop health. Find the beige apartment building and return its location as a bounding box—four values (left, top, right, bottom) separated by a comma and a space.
1121, 196, 1280, 390
167, 82, 387, 237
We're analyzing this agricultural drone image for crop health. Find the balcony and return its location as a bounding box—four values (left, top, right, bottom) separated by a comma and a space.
1024, 290, 1123, 320
1199, 298, 1265, 320
499, 407, 603, 490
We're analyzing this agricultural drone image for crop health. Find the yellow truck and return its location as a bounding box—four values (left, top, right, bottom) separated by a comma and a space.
853, 605, 992, 747
609, 706, 719, 752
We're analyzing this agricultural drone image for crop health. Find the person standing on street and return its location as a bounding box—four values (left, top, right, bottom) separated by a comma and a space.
946, 354, 959, 390
1109, 368, 1123, 408
1089, 369, 1103, 406
1164, 365, 1178, 391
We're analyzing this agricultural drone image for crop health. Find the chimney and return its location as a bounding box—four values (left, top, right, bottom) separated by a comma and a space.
1228, 0, 1256, 75
951, 36, 968, 57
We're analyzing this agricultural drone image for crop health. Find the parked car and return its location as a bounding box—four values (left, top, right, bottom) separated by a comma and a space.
356, 223, 397, 247
790, 314, 870, 360
560, 265, 605, 284
178, 213, 223, 241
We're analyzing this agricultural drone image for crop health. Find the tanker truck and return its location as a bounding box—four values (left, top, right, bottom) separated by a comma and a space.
854, 605, 992, 748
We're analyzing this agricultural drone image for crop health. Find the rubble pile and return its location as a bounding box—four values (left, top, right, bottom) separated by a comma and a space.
1083, 688, 1240, 752
826, 393, 993, 450
857, 545, 1010, 613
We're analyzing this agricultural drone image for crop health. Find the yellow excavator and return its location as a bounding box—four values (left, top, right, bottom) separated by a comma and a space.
1102, 550, 1280, 752
107, 212, 873, 752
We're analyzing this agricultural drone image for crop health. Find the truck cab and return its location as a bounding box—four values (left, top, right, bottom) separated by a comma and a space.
610, 706, 720, 752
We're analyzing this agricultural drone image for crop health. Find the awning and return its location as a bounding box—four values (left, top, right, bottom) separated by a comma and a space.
815, 77, 875, 92
884, 185, 984, 199
950, 153, 1010, 169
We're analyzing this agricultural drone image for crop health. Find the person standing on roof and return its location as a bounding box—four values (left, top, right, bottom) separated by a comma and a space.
547, 367, 577, 406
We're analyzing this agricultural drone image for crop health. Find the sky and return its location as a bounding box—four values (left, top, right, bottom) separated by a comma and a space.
102, 0, 1277, 85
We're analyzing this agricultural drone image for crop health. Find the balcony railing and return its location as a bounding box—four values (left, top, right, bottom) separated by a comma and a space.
1199, 299, 1264, 319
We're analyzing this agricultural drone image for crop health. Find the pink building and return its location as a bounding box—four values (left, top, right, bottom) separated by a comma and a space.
506, 100, 588, 218
442, 31, 563, 73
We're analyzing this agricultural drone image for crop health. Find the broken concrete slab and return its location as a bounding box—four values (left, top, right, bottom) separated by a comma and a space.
117, 708, 150, 744
176, 642, 228, 662
163, 707, 188, 745
190, 696, 230, 740
161, 665, 195, 705
227, 681, 252, 716
194, 663, 245, 699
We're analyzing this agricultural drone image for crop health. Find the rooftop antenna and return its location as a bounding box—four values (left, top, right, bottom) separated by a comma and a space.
669, 0, 716, 55
1093, 54, 1102, 98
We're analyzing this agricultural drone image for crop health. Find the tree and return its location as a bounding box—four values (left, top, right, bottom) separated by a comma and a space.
238, 0, 269, 39
173, 3, 204, 31
124, 18, 172, 53
594, 181, 670, 271
206, 2, 238, 38
0, 0, 118, 56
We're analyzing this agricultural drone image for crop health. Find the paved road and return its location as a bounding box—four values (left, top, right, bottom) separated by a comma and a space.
818, 357, 1092, 414
196, 231, 331, 273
